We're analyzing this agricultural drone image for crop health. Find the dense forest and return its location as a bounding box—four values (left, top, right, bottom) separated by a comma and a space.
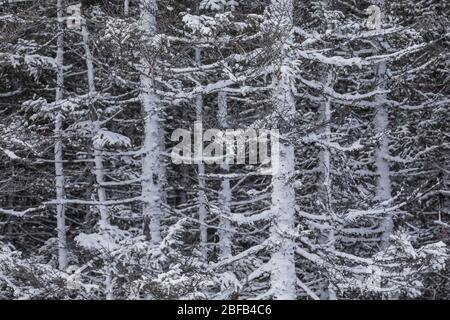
0, 0, 449, 300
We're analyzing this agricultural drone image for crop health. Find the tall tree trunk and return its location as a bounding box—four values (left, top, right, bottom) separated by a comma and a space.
54, 0, 68, 271
195, 48, 208, 257
372, 1, 393, 249
320, 73, 336, 300
269, 0, 297, 300
140, 0, 162, 244
217, 91, 232, 259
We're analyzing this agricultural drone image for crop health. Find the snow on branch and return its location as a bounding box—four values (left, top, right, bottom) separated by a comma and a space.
0, 206, 45, 217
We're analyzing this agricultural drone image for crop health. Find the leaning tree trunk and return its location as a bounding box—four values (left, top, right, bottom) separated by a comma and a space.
81, 19, 110, 228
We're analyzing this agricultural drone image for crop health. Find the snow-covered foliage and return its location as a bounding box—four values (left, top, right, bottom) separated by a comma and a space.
93, 129, 131, 148
0, 0, 448, 300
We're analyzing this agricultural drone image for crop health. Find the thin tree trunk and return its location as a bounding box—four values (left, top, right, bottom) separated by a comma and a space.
140, 0, 162, 244
375, 58, 396, 302
195, 48, 208, 257
376, 92, 393, 250
218, 91, 232, 259
320, 73, 336, 300
124, 0, 130, 16
372, 1, 393, 249
81, 18, 110, 228
54, 0, 68, 271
